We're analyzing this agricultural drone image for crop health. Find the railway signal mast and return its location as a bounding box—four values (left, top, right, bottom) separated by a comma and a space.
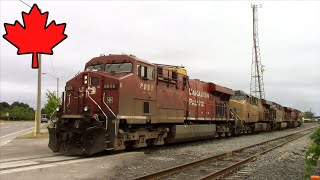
250, 4, 265, 100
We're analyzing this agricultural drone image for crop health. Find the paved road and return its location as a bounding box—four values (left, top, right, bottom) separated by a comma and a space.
0, 121, 35, 146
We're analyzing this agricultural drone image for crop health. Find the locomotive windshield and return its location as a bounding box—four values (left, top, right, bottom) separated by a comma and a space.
105, 63, 132, 73
86, 64, 102, 71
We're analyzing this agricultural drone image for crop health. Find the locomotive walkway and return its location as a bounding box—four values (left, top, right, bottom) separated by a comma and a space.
134, 127, 316, 180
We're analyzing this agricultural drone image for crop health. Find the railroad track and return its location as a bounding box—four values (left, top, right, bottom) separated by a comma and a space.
134, 126, 317, 180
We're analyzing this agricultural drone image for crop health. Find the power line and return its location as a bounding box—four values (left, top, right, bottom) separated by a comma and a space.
50, 56, 55, 73
19, 0, 32, 8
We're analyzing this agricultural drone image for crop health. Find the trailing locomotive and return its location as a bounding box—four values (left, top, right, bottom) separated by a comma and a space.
48, 54, 302, 155
229, 91, 302, 133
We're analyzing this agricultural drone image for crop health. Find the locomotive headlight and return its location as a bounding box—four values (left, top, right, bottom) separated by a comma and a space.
83, 75, 88, 85
84, 106, 89, 112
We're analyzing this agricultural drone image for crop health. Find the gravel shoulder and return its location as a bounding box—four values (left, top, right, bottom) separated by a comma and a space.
111, 123, 319, 180
242, 129, 320, 180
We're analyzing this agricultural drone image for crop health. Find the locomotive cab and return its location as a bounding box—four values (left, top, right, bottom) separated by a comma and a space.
48, 54, 158, 155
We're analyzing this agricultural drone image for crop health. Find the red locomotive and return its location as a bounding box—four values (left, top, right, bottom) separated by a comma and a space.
48, 54, 301, 155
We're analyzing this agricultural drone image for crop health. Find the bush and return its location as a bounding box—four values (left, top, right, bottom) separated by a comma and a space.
305, 127, 320, 179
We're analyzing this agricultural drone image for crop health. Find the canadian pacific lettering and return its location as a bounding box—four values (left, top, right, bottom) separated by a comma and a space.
189, 88, 209, 99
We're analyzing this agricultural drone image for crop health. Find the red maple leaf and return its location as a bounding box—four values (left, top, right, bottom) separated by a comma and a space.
3, 4, 67, 69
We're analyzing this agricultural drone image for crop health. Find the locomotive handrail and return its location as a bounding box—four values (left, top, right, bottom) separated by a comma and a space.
49, 106, 58, 123
103, 92, 117, 136
230, 108, 241, 120
86, 90, 108, 124
66, 94, 71, 108
102, 92, 116, 118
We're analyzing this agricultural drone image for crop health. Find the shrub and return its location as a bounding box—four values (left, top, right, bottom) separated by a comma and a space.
305, 127, 320, 179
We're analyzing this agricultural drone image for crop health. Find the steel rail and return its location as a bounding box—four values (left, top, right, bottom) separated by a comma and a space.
134, 126, 317, 180
199, 130, 312, 180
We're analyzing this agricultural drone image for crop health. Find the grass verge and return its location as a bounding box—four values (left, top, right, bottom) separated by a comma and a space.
0, 120, 33, 123
16, 132, 49, 139
16, 124, 50, 139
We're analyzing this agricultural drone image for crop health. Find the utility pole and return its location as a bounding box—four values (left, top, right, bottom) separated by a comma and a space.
36, 54, 41, 133
57, 78, 59, 98
250, 4, 265, 100
20, 0, 41, 134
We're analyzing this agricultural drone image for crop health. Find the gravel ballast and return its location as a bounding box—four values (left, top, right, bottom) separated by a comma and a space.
109, 123, 319, 180
241, 132, 316, 180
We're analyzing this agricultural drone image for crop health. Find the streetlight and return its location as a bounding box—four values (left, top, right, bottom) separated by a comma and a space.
42, 72, 60, 98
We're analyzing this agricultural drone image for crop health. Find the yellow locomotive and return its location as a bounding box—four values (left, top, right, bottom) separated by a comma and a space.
229, 90, 301, 133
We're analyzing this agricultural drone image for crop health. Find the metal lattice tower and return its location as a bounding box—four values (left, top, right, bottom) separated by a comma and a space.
250, 4, 265, 100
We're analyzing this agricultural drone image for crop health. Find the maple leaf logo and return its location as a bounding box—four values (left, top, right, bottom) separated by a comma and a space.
3, 4, 67, 69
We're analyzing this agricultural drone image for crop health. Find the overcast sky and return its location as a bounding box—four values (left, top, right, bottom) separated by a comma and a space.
0, 1, 319, 115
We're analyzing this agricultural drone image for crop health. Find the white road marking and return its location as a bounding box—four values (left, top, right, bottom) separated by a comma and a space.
0, 157, 96, 175
0, 152, 142, 175
0, 157, 78, 170
0, 127, 33, 139
0, 154, 59, 163
0, 140, 11, 146
0, 164, 56, 175
0, 161, 40, 169
35, 156, 78, 162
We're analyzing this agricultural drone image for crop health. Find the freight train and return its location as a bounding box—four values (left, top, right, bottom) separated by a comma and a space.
48, 54, 302, 155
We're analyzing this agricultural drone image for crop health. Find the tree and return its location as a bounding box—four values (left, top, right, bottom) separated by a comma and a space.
303, 111, 315, 119
0, 101, 34, 120
44, 90, 60, 119
0, 102, 10, 111
9, 106, 33, 120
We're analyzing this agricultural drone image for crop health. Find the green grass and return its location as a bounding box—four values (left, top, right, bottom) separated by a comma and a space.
15, 124, 50, 139
0, 120, 33, 123
16, 132, 49, 139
